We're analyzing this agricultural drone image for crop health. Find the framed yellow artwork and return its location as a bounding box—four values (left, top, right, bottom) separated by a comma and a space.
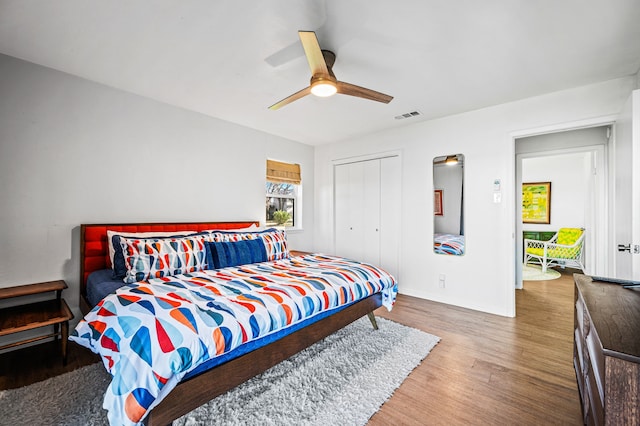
522, 182, 551, 224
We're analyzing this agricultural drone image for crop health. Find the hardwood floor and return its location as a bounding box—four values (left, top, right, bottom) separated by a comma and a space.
370, 271, 582, 425
0, 272, 582, 425
0, 335, 99, 390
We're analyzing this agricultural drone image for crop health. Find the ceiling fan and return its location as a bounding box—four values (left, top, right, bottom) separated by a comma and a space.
268, 31, 393, 110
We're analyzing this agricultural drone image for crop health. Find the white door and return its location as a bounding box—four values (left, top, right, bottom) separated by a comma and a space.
634, 91, 640, 279
379, 156, 401, 278
334, 155, 401, 277
334, 161, 365, 261
362, 160, 381, 265
334, 163, 352, 258
614, 90, 640, 280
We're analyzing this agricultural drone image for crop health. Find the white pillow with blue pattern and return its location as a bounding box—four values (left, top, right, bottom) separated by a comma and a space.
119, 234, 208, 283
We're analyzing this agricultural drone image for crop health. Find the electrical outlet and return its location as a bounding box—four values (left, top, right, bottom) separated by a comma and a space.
439, 274, 446, 288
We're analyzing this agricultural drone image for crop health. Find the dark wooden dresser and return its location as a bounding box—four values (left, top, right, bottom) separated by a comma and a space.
573, 274, 640, 425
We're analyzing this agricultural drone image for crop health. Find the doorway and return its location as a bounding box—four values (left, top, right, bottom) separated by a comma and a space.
514, 126, 610, 289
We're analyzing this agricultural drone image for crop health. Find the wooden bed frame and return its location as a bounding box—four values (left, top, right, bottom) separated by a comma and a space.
78, 222, 383, 425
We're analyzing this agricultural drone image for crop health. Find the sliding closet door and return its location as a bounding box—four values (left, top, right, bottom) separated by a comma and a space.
362, 160, 381, 265
334, 155, 400, 279
334, 163, 351, 259
335, 161, 365, 261
379, 156, 400, 278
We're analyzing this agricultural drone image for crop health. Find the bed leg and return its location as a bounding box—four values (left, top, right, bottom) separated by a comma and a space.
367, 312, 379, 330
141, 416, 172, 426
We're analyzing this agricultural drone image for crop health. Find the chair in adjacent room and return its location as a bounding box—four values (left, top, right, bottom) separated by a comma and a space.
524, 227, 585, 273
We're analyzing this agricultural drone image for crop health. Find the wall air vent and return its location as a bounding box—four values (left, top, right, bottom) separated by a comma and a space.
394, 110, 422, 120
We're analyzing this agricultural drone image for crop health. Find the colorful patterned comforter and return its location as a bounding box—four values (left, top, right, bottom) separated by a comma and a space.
434, 233, 465, 255
70, 254, 397, 425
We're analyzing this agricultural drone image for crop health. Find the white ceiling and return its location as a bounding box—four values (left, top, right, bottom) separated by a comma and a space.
1, 0, 639, 145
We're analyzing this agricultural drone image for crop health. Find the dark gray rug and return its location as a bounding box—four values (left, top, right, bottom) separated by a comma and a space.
0, 317, 439, 426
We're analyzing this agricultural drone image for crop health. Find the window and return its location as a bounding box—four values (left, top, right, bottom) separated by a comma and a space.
266, 160, 301, 228
266, 182, 297, 227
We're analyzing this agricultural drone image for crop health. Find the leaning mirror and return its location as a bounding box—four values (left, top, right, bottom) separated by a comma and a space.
433, 154, 465, 255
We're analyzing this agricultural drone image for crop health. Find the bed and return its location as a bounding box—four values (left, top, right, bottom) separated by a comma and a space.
72, 221, 398, 425
434, 233, 465, 255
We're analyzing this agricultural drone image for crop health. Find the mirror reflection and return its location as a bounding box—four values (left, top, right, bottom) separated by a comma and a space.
433, 154, 465, 255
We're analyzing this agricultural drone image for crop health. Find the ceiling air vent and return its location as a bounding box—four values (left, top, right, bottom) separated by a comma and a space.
394, 110, 422, 120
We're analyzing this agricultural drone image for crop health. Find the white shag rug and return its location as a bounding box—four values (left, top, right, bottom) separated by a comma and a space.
522, 264, 561, 281
0, 317, 439, 426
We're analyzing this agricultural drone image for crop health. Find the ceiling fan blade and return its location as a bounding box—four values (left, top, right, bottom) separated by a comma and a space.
268, 86, 312, 110
299, 31, 329, 76
336, 81, 393, 104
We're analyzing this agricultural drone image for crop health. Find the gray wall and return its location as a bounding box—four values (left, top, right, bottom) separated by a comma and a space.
0, 54, 315, 324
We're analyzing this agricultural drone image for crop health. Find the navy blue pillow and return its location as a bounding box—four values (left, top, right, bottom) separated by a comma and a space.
205, 239, 268, 269
111, 235, 129, 279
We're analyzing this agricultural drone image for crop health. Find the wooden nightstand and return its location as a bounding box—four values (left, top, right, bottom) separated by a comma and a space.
0, 280, 74, 365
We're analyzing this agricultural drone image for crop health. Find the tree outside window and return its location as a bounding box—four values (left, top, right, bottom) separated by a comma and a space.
266, 182, 296, 227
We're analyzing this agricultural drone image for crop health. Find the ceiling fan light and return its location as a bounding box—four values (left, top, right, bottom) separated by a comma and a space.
310, 81, 337, 97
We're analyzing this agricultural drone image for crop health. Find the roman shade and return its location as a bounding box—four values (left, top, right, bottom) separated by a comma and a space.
266, 159, 301, 185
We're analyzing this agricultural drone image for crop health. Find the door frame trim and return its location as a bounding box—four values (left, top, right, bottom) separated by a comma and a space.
331, 150, 401, 166
509, 115, 617, 309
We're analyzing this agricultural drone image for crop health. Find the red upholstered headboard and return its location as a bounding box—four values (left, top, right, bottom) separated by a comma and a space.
79, 221, 259, 312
